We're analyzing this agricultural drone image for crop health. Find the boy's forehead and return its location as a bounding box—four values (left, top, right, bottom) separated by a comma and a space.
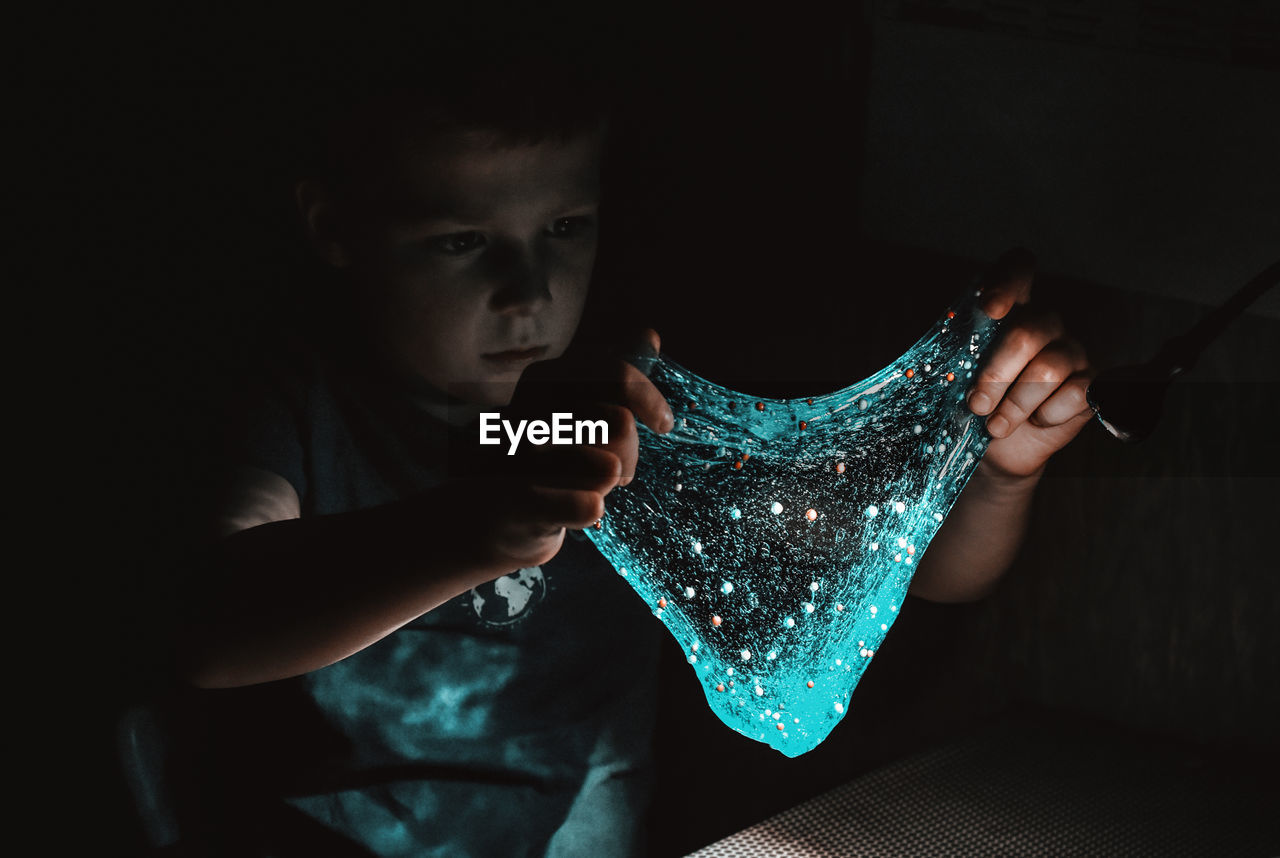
360, 128, 603, 220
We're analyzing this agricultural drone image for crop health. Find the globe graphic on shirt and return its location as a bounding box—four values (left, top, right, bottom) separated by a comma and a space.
470, 566, 547, 626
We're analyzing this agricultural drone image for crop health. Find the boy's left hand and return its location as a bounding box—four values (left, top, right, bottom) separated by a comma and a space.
509, 327, 674, 487
966, 248, 1095, 480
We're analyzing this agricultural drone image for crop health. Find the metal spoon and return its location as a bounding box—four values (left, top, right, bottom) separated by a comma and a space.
1086, 259, 1279, 443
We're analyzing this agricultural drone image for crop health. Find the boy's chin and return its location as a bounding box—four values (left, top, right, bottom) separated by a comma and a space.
452, 380, 519, 409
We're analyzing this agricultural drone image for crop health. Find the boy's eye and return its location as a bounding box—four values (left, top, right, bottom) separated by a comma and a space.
546, 216, 594, 238
427, 231, 487, 255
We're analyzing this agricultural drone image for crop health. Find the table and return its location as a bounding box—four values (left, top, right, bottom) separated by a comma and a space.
687, 714, 1278, 857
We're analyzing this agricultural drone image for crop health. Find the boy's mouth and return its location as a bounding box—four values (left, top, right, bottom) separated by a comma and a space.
483, 345, 548, 367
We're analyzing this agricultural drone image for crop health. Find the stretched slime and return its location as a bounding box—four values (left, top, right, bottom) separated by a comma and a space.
585, 287, 1002, 756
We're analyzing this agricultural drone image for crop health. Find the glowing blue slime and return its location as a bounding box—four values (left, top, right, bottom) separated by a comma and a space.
585, 288, 1001, 756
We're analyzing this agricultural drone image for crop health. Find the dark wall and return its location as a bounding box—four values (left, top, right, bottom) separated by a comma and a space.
859, 9, 1280, 318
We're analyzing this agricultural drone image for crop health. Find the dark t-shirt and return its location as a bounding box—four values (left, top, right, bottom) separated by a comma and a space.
212, 328, 663, 857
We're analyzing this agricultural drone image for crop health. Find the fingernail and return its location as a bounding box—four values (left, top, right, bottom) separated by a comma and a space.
987, 414, 1009, 437
662, 406, 675, 433
969, 392, 992, 414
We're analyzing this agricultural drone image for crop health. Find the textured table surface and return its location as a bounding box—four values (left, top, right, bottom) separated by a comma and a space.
687, 716, 1278, 857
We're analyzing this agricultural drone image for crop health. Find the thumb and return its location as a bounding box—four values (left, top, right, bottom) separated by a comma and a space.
620, 327, 662, 378
979, 247, 1036, 319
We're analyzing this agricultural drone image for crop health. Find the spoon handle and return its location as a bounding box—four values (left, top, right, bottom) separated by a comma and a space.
1163, 259, 1280, 375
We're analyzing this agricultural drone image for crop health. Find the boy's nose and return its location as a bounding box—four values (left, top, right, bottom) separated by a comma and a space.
490, 257, 552, 315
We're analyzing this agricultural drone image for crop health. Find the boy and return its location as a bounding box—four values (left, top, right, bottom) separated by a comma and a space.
181, 40, 1094, 858
181, 48, 677, 856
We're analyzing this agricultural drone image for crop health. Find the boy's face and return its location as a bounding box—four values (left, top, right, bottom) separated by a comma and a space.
315, 127, 602, 406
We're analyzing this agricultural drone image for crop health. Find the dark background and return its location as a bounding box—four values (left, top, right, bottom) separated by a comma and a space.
43, 1, 1279, 854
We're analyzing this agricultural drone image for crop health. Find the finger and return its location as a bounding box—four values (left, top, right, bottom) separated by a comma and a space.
627, 327, 662, 362
1028, 367, 1095, 428
984, 339, 1090, 439
480, 476, 598, 567
518, 444, 624, 493
572, 402, 640, 486
517, 332, 674, 434
613, 326, 662, 378
520, 485, 607, 531
615, 360, 674, 434
968, 308, 1066, 416
978, 247, 1036, 319
560, 358, 672, 434
1031, 402, 1095, 447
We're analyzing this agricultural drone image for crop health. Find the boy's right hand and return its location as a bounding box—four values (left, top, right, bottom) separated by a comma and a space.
468, 328, 673, 571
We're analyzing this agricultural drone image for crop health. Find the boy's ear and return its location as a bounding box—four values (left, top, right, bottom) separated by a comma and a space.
295, 179, 351, 268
